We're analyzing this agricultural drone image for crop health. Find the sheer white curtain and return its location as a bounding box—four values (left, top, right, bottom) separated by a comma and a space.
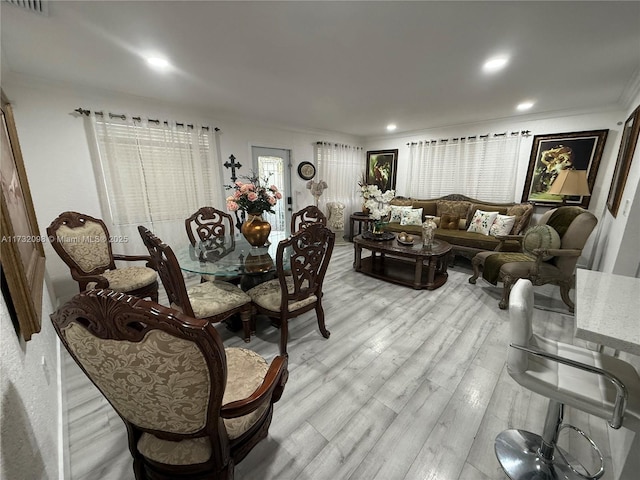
84, 113, 224, 254
406, 133, 524, 202
315, 142, 365, 220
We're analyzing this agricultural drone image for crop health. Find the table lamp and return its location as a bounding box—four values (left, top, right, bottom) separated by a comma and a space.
548, 169, 590, 204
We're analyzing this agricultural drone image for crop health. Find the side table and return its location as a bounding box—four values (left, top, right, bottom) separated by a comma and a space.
349, 212, 374, 242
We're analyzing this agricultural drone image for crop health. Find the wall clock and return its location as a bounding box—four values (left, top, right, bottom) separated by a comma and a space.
297, 161, 316, 180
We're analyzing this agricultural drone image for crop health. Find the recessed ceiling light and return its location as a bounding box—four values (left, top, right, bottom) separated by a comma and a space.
483, 56, 509, 73
146, 56, 171, 70
386, 124, 397, 132
516, 101, 535, 111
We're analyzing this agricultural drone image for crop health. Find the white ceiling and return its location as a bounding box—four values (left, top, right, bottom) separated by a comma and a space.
2, 1, 639, 137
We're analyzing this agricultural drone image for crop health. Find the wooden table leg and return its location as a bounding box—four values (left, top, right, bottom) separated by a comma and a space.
414, 258, 423, 289
354, 243, 362, 270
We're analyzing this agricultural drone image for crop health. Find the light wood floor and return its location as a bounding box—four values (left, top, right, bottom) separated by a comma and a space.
62, 245, 614, 480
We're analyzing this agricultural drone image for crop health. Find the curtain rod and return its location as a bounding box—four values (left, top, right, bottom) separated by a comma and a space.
74, 108, 219, 132
315, 141, 363, 149
406, 130, 531, 146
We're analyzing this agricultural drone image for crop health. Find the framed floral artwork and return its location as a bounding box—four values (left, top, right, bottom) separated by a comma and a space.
607, 105, 640, 217
521, 130, 608, 208
366, 149, 398, 192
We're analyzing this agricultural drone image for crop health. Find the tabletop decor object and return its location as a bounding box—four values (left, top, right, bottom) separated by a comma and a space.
422, 215, 437, 249
226, 173, 282, 246
306, 179, 328, 206
362, 184, 395, 234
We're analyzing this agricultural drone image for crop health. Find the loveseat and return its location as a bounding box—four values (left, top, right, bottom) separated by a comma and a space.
383, 194, 534, 261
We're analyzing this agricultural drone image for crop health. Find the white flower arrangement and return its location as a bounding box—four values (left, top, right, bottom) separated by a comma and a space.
363, 185, 395, 223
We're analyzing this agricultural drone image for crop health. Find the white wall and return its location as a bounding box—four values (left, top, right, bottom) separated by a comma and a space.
363, 107, 630, 269
1, 284, 59, 480
2, 73, 362, 304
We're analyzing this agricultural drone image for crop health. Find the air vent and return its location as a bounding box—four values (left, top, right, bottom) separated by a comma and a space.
4, 0, 49, 16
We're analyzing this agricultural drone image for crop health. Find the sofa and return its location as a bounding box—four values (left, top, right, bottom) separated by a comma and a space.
383, 194, 534, 261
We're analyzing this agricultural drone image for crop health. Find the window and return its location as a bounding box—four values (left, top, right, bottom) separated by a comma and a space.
86, 116, 224, 251
406, 133, 524, 202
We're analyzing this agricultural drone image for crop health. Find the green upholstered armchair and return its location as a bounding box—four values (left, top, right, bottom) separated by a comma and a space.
468, 206, 597, 311
51, 289, 288, 480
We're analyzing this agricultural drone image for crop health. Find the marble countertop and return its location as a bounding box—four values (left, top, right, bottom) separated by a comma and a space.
575, 269, 640, 356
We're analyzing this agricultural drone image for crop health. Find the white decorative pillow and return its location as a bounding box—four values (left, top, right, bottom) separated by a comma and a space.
467, 210, 499, 235
400, 208, 423, 226
389, 206, 413, 223
489, 214, 517, 237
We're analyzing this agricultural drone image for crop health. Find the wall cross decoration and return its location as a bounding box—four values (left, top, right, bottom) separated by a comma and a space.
224, 154, 242, 183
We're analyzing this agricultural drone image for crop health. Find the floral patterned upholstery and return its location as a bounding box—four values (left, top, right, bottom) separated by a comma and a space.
247, 277, 316, 312
172, 281, 251, 318
87, 266, 157, 291
137, 348, 270, 465
61, 323, 211, 433
56, 221, 111, 272
63, 322, 272, 466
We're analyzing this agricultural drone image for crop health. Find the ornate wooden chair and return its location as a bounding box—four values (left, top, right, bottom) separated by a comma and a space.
47, 211, 158, 301
495, 279, 639, 480
290, 205, 327, 233
51, 289, 288, 480
469, 206, 597, 311
138, 226, 254, 342
247, 223, 335, 354
185, 207, 239, 284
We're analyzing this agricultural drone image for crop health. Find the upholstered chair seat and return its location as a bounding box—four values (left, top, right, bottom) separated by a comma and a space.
47, 211, 158, 302
174, 280, 252, 319
248, 277, 317, 312
52, 289, 287, 480
137, 347, 271, 465
88, 266, 157, 291
139, 226, 254, 342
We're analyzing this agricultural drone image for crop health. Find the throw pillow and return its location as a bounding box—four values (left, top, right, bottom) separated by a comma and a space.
389, 205, 413, 223
436, 200, 471, 219
400, 208, 423, 226
507, 203, 534, 235
523, 225, 561, 261
489, 214, 517, 237
467, 210, 499, 235
440, 214, 460, 230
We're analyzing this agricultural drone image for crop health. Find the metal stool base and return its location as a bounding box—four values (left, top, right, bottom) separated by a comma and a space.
495, 429, 587, 480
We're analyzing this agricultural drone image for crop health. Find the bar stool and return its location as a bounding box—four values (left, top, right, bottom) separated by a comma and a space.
495, 279, 640, 480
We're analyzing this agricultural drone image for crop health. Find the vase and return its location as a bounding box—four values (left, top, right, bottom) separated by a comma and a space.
362, 203, 370, 215
422, 215, 437, 249
241, 213, 271, 247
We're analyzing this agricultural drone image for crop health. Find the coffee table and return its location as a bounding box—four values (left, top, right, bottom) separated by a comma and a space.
353, 233, 452, 290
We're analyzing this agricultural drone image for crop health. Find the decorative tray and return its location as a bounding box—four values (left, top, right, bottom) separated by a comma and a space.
362, 231, 395, 241
396, 237, 415, 246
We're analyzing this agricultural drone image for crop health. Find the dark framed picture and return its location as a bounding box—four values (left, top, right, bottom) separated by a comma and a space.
366, 149, 398, 192
521, 130, 608, 208
607, 105, 640, 217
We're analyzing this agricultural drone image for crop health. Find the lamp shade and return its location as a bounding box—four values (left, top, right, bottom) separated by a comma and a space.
548, 169, 591, 196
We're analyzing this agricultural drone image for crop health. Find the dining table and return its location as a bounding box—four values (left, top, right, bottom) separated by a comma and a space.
175, 233, 289, 291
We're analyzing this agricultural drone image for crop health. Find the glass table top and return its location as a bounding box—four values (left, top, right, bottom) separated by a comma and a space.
175, 234, 289, 277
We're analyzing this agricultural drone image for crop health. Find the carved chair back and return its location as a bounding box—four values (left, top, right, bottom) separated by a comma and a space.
277, 223, 335, 311
47, 211, 115, 275
290, 205, 327, 233
185, 207, 235, 245
138, 226, 195, 317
